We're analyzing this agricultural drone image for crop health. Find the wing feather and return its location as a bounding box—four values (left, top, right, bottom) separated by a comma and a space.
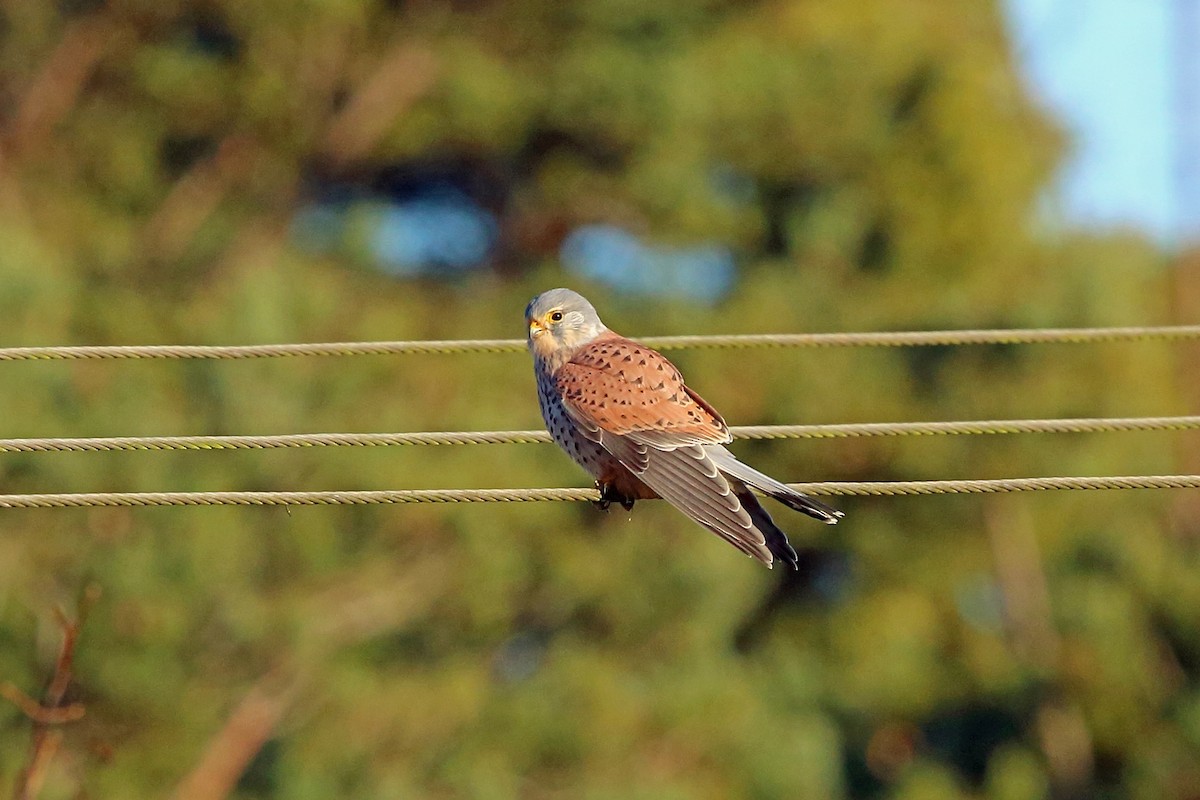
555, 336, 783, 565
611, 434, 773, 564
555, 338, 731, 447
644, 449, 745, 523
643, 454, 769, 562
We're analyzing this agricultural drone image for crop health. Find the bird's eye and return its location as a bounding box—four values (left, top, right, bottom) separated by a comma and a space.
550, 311, 564, 323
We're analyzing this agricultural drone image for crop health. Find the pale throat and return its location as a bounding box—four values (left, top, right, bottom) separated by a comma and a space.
530, 336, 578, 374
530, 326, 602, 374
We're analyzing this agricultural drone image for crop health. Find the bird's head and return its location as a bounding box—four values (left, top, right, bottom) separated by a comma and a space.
525, 288, 607, 361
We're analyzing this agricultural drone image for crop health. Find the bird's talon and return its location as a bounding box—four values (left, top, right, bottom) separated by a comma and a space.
594, 483, 634, 513
593, 483, 612, 511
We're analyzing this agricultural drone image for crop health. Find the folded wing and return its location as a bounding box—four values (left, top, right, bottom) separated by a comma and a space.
556, 336, 787, 566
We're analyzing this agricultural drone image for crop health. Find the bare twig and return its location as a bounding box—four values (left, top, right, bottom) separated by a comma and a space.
138, 135, 259, 265
168, 670, 300, 800
169, 558, 447, 798
321, 42, 439, 166
982, 501, 1094, 795
0, 9, 126, 226
0, 684, 84, 725
8, 584, 100, 800
982, 497, 1060, 667
6, 16, 126, 156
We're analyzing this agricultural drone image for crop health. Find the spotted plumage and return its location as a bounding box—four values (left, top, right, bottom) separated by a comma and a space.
525, 287, 843, 569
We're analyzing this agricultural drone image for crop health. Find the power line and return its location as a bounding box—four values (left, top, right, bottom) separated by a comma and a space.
3, 415, 1199, 453
1, 475, 1198, 508
736, 415, 1200, 440
2, 324, 1200, 361
0, 430, 552, 453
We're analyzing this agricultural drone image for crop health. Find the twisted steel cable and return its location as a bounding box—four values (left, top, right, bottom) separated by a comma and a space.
2, 324, 1199, 361
2, 416, 1197, 453
0, 475, 1198, 508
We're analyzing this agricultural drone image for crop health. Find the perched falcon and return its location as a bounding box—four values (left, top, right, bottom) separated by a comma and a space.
525, 287, 842, 569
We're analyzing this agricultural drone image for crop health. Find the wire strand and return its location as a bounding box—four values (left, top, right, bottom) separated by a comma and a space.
1, 475, 1197, 507
0, 430, 553, 452
3, 416, 1198, 453
735, 415, 1200, 440
3, 324, 1199, 361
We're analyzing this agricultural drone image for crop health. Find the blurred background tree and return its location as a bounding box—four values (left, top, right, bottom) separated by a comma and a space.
0, 0, 1196, 798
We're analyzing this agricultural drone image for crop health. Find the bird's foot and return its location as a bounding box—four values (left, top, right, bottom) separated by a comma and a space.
594, 482, 636, 512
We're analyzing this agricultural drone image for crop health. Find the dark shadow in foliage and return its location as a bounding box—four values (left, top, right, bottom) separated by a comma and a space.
516, 127, 630, 176
842, 743, 888, 800
1151, 610, 1200, 684
733, 547, 853, 652
306, 156, 511, 217
357, 626, 453, 670
904, 337, 1021, 398
858, 221, 892, 273
57, 0, 107, 16
759, 180, 824, 258
162, 136, 219, 179
923, 703, 1023, 785
1090, 749, 1127, 800
891, 64, 939, 126
367, 158, 512, 216
904, 344, 960, 398
841, 702, 1026, 799
1065, 536, 1125, 576
236, 736, 283, 798
183, 8, 242, 61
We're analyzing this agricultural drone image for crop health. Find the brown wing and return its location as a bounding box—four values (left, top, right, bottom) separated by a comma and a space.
556, 337, 775, 565
556, 337, 731, 446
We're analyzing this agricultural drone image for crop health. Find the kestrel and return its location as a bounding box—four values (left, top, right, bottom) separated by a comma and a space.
525, 287, 842, 569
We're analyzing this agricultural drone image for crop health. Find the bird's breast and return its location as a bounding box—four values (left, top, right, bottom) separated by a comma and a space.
534, 364, 613, 478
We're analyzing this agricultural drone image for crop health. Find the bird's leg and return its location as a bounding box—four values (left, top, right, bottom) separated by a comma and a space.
594, 482, 636, 512
593, 481, 614, 511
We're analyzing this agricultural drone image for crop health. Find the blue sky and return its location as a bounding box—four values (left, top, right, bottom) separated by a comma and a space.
1004, 0, 1189, 243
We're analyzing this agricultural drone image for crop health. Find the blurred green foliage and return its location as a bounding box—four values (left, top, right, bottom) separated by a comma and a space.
1, 1, 1198, 798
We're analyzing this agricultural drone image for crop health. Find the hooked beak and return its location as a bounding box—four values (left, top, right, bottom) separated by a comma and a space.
528, 319, 545, 339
